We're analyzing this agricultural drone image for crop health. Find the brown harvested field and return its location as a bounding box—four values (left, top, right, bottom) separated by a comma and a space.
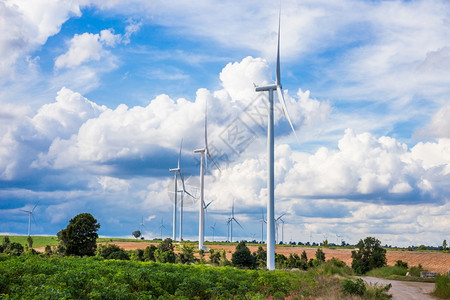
108, 242, 450, 274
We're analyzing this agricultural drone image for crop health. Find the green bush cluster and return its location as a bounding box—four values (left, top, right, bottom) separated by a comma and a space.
432, 275, 450, 299
0, 255, 307, 299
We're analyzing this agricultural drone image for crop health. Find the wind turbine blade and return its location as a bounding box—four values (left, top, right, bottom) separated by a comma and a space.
276, 9, 281, 86
32, 214, 38, 227
179, 171, 195, 198
275, 212, 286, 222
32, 200, 40, 212
233, 218, 244, 230
204, 100, 208, 149
277, 86, 300, 143
178, 139, 183, 169
205, 200, 214, 209
207, 151, 220, 171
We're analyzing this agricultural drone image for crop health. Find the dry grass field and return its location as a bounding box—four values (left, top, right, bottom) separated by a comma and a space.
107, 242, 450, 274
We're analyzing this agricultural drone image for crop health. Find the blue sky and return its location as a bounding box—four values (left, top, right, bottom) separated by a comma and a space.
1, 0, 449, 247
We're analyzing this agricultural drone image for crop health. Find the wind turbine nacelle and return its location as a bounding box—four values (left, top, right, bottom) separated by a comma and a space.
169, 168, 180, 172
194, 148, 205, 153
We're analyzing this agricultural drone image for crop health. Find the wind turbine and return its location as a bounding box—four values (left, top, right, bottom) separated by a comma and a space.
254, 9, 299, 270
210, 222, 216, 242
259, 208, 266, 243
194, 100, 220, 250
21, 201, 39, 236
227, 201, 243, 243
159, 218, 167, 240
169, 139, 194, 241
275, 213, 286, 244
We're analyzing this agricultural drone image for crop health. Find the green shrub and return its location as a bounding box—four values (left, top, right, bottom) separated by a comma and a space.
97, 244, 129, 260
432, 274, 450, 299
395, 260, 408, 268
364, 283, 392, 299
341, 278, 366, 295
232, 241, 255, 269
408, 264, 424, 277
4, 242, 24, 256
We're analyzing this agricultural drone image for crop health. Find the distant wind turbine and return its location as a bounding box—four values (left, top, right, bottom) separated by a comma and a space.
210, 222, 216, 242
275, 213, 286, 244
259, 208, 266, 243
226, 201, 243, 243
21, 201, 39, 236
159, 218, 167, 240
254, 8, 299, 270
194, 100, 220, 250
169, 139, 194, 241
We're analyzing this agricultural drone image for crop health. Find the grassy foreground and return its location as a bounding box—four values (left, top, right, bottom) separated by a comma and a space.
0, 254, 313, 299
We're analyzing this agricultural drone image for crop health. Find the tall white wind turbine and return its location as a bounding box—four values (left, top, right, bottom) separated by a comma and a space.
194, 101, 220, 250
21, 201, 39, 236
255, 10, 299, 270
170, 140, 194, 241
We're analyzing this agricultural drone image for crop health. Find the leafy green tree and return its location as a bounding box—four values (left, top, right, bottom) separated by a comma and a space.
178, 244, 195, 264
154, 238, 176, 263
232, 241, 255, 269
209, 249, 221, 265
5, 242, 24, 256
443, 240, 447, 251
132, 230, 141, 239
322, 239, 329, 248
253, 246, 266, 269
57, 213, 100, 256
1, 236, 10, 252
351, 236, 386, 274
143, 245, 157, 261
301, 250, 308, 263
315, 248, 325, 262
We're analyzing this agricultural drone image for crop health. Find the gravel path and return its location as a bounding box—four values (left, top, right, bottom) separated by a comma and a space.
361, 277, 436, 300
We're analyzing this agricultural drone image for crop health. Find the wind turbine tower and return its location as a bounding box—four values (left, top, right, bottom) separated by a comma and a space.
21, 201, 39, 236
255, 10, 299, 270
194, 101, 220, 250
170, 140, 194, 241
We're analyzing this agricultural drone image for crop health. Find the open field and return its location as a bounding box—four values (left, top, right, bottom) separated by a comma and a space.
109, 241, 450, 274
6, 235, 448, 274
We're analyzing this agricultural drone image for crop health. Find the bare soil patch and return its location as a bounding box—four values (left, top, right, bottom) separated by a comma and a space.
108, 242, 449, 274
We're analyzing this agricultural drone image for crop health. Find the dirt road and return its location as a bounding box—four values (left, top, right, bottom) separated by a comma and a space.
361, 277, 436, 300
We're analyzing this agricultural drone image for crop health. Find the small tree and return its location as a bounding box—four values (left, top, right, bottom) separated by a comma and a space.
209, 249, 221, 265
132, 230, 141, 239
27, 236, 33, 249
143, 245, 157, 261
57, 213, 100, 256
301, 250, 308, 263
443, 240, 447, 252
351, 236, 386, 274
154, 238, 175, 263
178, 244, 195, 264
316, 248, 325, 262
253, 246, 266, 269
232, 241, 255, 269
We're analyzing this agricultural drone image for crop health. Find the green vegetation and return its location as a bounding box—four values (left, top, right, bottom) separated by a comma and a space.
351, 236, 387, 274
432, 274, 450, 299
0, 255, 309, 299
57, 213, 100, 256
